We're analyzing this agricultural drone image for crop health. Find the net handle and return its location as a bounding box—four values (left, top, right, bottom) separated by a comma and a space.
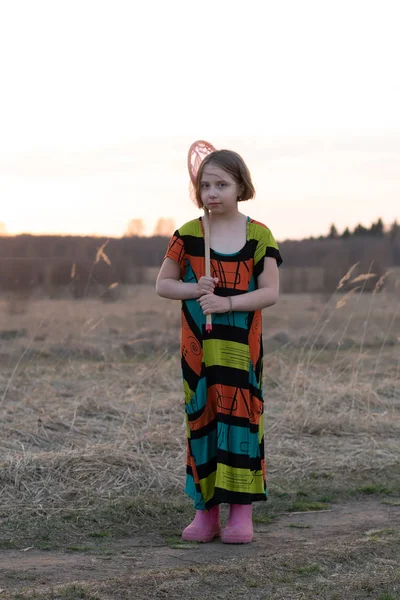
186, 140, 216, 334
202, 208, 212, 333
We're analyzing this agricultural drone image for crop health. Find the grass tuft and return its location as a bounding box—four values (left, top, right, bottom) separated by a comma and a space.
297, 562, 324, 575
66, 545, 92, 552
165, 535, 199, 549
357, 484, 393, 495
289, 501, 330, 512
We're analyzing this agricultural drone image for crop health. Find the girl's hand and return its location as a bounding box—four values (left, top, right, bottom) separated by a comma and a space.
197, 276, 218, 297
198, 293, 230, 315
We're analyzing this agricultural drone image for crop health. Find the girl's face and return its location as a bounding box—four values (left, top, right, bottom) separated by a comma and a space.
200, 164, 243, 214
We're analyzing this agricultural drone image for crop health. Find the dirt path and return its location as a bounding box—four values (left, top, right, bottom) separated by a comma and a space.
1, 498, 399, 597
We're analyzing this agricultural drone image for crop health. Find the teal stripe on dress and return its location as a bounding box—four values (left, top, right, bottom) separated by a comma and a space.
249, 361, 259, 389
184, 474, 206, 510
184, 297, 205, 327
183, 262, 198, 284
217, 422, 260, 458
186, 377, 208, 415
248, 275, 257, 292
190, 429, 217, 465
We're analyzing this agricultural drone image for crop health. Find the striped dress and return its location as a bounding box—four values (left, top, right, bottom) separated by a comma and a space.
165, 216, 282, 509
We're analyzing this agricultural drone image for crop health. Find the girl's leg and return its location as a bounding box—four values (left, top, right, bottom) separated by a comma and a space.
181, 505, 221, 543
221, 504, 253, 544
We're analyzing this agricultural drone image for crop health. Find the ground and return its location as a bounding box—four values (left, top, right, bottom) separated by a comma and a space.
0, 498, 400, 599
0, 280, 399, 599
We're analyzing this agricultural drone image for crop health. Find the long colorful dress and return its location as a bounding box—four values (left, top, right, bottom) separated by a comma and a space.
165, 216, 282, 510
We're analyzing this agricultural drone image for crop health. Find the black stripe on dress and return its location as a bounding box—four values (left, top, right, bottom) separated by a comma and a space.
181, 235, 258, 263
253, 247, 283, 280
207, 324, 249, 345
218, 413, 259, 433
206, 488, 267, 509
181, 355, 204, 394
205, 366, 250, 389
189, 418, 218, 439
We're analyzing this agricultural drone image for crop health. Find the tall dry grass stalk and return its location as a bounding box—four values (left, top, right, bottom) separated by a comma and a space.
349, 273, 377, 285
290, 265, 398, 415
290, 263, 364, 400
350, 264, 390, 397
335, 286, 361, 309
95, 241, 112, 266
336, 262, 359, 290
373, 270, 393, 295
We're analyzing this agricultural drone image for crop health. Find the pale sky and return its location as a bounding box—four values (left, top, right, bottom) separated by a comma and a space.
0, 0, 399, 241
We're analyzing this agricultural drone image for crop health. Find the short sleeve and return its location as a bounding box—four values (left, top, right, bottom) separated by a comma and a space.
252, 223, 283, 280
164, 230, 187, 278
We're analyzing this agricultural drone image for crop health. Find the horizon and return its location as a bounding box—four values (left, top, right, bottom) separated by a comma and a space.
0, 212, 395, 243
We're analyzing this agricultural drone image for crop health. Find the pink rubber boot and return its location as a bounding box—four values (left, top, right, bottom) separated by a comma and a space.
221, 504, 253, 544
181, 505, 221, 542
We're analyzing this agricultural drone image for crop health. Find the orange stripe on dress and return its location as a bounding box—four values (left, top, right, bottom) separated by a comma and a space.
248, 310, 262, 367
181, 313, 202, 377
188, 402, 216, 432
210, 259, 253, 291
189, 255, 206, 280
209, 384, 263, 424
187, 452, 200, 484
188, 384, 263, 432
187, 256, 254, 289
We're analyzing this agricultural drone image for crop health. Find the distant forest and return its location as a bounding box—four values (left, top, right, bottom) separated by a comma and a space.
282, 218, 400, 265
0, 218, 399, 295
312, 218, 399, 243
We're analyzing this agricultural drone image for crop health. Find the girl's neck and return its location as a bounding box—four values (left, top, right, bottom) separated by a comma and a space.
207, 208, 245, 225
208, 210, 248, 254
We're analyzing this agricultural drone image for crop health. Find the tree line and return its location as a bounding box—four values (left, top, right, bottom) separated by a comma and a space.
0, 217, 398, 296
325, 218, 399, 241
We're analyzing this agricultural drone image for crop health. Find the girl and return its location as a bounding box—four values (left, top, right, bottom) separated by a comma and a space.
156, 148, 282, 544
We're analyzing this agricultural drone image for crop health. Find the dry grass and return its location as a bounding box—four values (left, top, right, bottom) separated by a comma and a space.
0, 276, 399, 518
0, 278, 400, 599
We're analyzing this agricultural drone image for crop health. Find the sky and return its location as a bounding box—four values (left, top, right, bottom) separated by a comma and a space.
0, 0, 399, 241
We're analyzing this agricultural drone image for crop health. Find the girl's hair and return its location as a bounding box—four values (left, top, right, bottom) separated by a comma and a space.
195, 149, 256, 209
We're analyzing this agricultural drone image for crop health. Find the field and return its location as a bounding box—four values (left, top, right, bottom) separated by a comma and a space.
0, 281, 399, 599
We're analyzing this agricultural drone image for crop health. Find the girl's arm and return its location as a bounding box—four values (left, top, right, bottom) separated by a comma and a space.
156, 258, 217, 300
198, 257, 279, 314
